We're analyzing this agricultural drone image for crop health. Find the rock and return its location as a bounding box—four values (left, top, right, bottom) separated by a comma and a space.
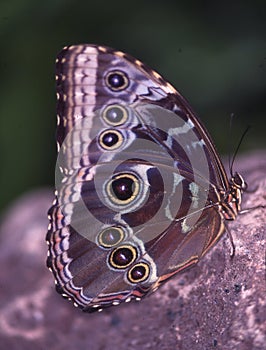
0, 150, 265, 350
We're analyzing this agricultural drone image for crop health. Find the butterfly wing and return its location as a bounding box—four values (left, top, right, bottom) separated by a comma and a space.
47, 45, 229, 311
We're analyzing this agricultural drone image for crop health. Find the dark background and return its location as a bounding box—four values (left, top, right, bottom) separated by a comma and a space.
0, 0, 265, 213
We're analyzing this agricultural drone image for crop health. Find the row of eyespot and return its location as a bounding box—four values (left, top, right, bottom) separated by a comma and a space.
97, 226, 150, 284
99, 104, 129, 151
100, 70, 130, 150
100, 74, 137, 201
101, 71, 150, 283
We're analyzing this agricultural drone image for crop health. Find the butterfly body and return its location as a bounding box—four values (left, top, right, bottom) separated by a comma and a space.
46, 45, 245, 312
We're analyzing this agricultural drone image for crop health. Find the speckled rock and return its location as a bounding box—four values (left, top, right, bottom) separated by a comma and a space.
0, 150, 265, 350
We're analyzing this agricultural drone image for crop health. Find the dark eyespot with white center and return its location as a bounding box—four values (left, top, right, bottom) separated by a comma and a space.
97, 227, 125, 248
106, 173, 140, 205
98, 129, 123, 150
102, 104, 128, 126
127, 262, 150, 283
105, 70, 129, 91
109, 245, 137, 269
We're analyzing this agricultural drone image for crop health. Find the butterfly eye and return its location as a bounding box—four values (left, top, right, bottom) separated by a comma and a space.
105, 70, 129, 91
102, 104, 128, 126
98, 129, 123, 150
106, 173, 140, 205
127, 262, 150, 283
232, 172, 247, 190
109, 245, 137, 269
97, 227, 125, 248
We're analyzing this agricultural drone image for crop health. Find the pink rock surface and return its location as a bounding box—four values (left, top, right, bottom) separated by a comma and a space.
0, 150, 265, 350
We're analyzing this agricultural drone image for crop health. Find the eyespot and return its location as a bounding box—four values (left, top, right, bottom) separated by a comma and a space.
106, 173, 140, 205
98, 129, 123, 150
105, 70, 129, 91
127, 262, 150, 283
109, 245, 137, 269
97, 227, 125, 248
102, 104, 129, 126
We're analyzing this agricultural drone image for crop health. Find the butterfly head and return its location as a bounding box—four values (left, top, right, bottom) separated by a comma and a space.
222, 172, 247, 220
230, 172, 247, 192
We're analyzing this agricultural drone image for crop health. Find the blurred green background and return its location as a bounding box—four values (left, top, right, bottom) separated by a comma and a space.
0, 0, 265, 213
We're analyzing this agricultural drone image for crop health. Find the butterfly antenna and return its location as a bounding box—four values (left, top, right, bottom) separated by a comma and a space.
228, 113, 235, 177
229, 125, 251, 177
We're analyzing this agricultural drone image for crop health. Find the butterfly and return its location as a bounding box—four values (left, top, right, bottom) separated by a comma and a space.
46, 44, 246, 312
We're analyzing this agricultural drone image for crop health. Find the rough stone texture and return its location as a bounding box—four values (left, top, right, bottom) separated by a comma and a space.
0, 150, 265, 350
